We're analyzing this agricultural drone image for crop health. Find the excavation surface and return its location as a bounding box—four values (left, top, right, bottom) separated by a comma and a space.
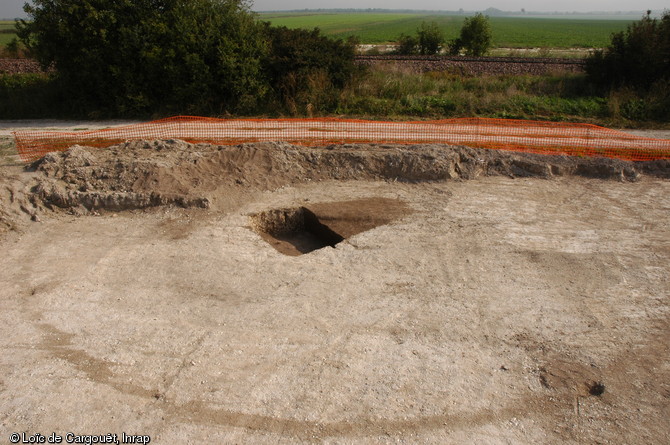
0, 140, 668, 444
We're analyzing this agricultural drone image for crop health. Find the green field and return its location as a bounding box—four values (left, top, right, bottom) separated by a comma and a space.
1, 15, 635, 49
0, 21, 17, 46
258, 12, 634, 48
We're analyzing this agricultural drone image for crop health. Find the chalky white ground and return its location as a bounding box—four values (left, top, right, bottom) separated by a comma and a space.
0, 176, 669, 443
0, 122, 668, 443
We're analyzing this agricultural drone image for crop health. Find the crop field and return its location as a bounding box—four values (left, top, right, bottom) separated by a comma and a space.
0, 15, 636, 49
258, 12, 635, 48
0, 21, 17, 46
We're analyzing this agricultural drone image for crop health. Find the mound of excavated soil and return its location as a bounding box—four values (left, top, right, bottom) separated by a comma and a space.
27, 140, 670, 213
0, 139, 668, 237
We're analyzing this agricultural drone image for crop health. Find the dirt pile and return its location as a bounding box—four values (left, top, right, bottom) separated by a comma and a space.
0, 139, 666, 233
0, 168, 42, 233
33, 142, 212, 211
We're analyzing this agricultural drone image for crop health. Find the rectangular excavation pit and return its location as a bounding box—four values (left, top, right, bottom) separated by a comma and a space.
249, 198, 411, 256
249, 207, 344, 256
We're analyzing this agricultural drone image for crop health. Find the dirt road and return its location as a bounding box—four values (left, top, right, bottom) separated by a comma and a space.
0, 134, 668, 444
0, 120, 141, 137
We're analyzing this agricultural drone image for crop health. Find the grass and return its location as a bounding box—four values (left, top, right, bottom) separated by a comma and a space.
331, 65, 669, 127
0, 34, 17, 46
334, 66, 608, 123
258, 12, 634, 48
2, 67, 667, 127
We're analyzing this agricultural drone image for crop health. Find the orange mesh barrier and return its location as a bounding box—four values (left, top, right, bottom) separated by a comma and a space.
12, 115, 670, 163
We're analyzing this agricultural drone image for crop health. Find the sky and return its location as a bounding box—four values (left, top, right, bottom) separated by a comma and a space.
0, 0, 666, 18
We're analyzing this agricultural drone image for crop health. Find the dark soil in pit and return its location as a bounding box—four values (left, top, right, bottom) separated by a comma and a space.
249, 198, 411, 256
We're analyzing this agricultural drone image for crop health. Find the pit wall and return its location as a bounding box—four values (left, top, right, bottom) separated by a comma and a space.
13, 116, 670, 163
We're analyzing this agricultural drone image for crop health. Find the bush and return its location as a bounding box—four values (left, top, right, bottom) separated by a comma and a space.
395, 33, 418, 55
14, 0, 361, 117
417, 22, 445, 55
394, 21, 444, 55
5, 38, 20, 58
451, 13, 492, 56
262, 25, 361, 115
585, 11, 670, 91
0, 73, 64, 118
607, 80, 670, 122
16, 0, 268, 116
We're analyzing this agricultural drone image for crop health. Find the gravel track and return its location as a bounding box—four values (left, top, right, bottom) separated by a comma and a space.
0, 58, 47, 74
356, 54, 585, 75
2, 55, 585, 76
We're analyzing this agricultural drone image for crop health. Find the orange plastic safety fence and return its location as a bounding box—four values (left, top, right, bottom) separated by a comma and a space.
12, 116, 670, 163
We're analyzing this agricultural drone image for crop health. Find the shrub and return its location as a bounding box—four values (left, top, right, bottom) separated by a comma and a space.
5, 38, 20, 58
16, 0, 268, 116
14, 0, 362, 117
395, 33, 418, 55
262, 25, 361, 115
451, 13, 493, 56
417, 22, 445, 55
585, 11, 670, 91
0, 73, 64, 118
394, 21, 444, 55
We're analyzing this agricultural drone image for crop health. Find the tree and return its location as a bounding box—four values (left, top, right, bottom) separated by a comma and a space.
451, 13, 492, 56
417, 21, 445, 55
585, 11, 670, 91
16, 0, 268, 115
262, 25, 360, 114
